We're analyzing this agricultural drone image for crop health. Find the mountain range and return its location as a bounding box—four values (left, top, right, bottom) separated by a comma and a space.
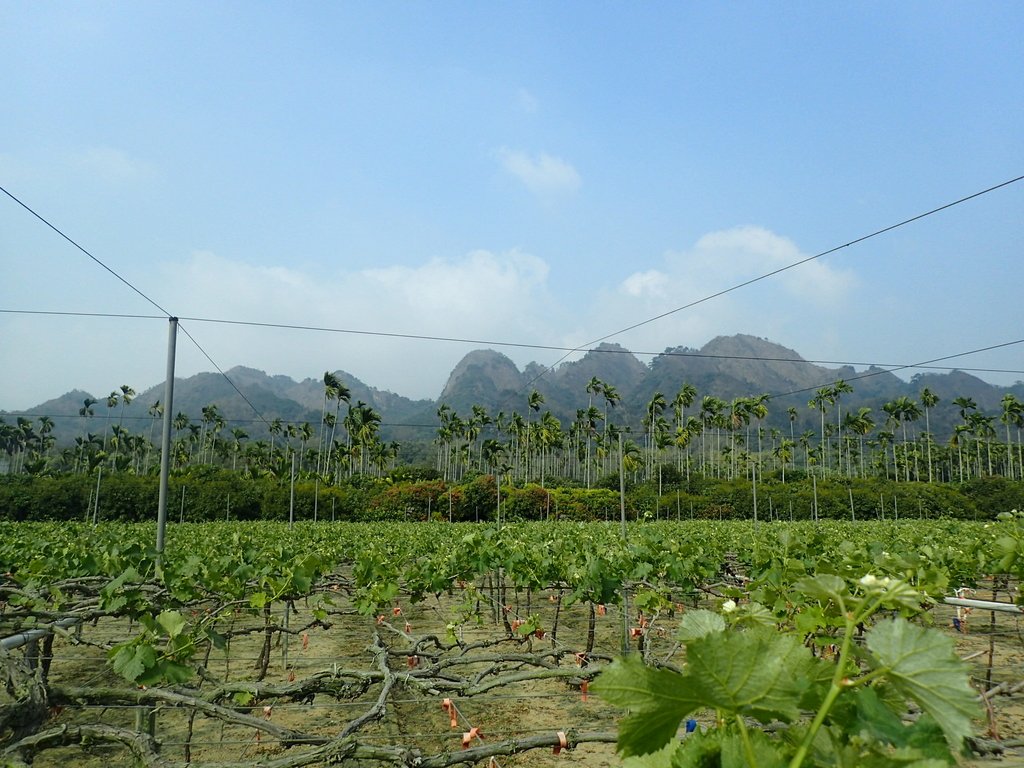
6, 334, 1022, 449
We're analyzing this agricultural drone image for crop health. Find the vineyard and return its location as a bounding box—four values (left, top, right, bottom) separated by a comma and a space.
2, 517, 1024, 767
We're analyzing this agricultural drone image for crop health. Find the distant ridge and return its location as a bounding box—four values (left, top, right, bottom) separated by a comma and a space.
5, 334, 1022, 446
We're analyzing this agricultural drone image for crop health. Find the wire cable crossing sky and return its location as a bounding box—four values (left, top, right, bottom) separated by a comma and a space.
2, 4, 1022, 410
4, 171, 1020, 417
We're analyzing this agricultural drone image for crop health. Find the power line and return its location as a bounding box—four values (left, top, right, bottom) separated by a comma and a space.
7, 308, 1022, 379
0, 309, 165, 320
768, 337, 1024, 399
523, 173, 1024, 390
9, 326, 1021, 432
177, 322, 271, 428
0, 184, 173, 317
5, 173, 1022, 419
3, 320, 1021, 433
0, 192, 268, 428
0, 315, 273, 432
175, 315, 1024, 376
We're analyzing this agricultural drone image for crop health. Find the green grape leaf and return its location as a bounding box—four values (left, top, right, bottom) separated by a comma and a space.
156, 609, 187, 639
592, 655, 702, 756
676, 609, 725, 643
621, 739, 679, 768
204, 626, 228, 650
719, 729, 788, 768
794, 604, 827, 635
670, 726, 788, 768
876, 579, 928, 613
157, 660, 194, 685
794, 574, 848, 608
138, 658, 193, 686
729, 601, 776, 630
110, 643, 156, 682
848, 687, 954, 762
866, 617, 979, 749
994, 535, 1018, 573
671, 728, 720, 767
684, 629, 824, 723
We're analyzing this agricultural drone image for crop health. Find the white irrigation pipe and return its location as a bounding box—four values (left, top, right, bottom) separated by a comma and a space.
0, 616, 81, 651
944, 597, 1023, 615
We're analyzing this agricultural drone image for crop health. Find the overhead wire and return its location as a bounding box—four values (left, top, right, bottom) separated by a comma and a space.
5, 308, 1023, 379
520, 173, 1024, 393
168, 314, 1024, 377
0, 188, 271, 427
6, 332, 1023, 433
3, 174, 1022, 424
0, 184, 173, 318
767, 336, 1024, 400
0, 308, 166, 320
177, 322, 272, 428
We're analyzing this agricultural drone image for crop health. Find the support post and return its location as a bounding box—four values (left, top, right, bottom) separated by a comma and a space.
289, 451, 296, 528
619, 432, 629, 654
156, 317, 178, 558
618, 432, 627, 541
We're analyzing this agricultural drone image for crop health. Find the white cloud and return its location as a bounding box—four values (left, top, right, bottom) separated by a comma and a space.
75, 146, 154, 183
146, 227, 851, 402
681, 225, 856, 307
588, 226, 859, 357
0, 153, 32, 184
621, 270, 668, 298
516, 87, 539, 113
150, 249, 559, 400
363, 250, 549, 316
0, 228, 860, 410
497, 148, 581, 197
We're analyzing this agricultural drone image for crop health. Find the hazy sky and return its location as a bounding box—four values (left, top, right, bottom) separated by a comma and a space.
2, 3, 1023, 411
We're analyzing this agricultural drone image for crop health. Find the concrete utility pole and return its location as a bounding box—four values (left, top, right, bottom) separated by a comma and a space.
156, 317, 178, 557
619, 432, 630, 654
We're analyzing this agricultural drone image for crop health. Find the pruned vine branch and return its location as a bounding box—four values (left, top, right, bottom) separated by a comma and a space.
4, 627, 612, 767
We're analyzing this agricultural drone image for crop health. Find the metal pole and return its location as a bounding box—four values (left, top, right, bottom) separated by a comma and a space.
618, 432, 629, 654
156, 317, 178, 556
618, 432, 627, 541
92, 466, 102, 524
751, 462, 758, 524
289, 451, 296, 528
282, 601, 290, 670
812, 475, 818, 522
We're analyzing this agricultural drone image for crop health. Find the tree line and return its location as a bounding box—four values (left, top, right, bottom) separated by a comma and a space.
3, 373, 1023, 490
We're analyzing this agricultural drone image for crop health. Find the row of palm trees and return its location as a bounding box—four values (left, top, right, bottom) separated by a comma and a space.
429, 378, 1024, 487
3, 374, 1022, 487
0, 373, 400, 480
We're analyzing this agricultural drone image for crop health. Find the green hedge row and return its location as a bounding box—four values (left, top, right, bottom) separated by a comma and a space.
651, 478, 1005, 521
0, 471, 1020, 523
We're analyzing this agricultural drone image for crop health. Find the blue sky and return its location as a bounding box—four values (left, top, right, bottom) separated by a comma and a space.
2, 2, 1022, 411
